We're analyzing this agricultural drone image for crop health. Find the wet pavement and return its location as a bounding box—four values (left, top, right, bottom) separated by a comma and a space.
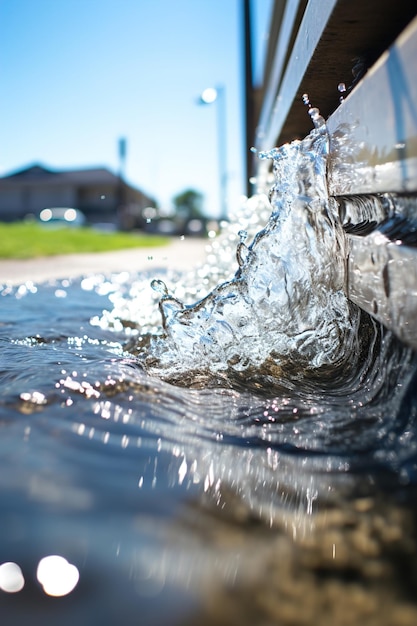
0, 237, 209, 285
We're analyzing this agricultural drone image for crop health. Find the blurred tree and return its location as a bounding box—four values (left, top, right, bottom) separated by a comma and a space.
172, 189, 204, 220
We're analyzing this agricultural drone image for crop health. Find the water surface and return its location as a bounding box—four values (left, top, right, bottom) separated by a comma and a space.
1, 117, 417, 625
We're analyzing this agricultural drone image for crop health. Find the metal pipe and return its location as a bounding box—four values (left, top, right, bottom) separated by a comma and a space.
326, 16, 417, 350
327, 16, 417, 196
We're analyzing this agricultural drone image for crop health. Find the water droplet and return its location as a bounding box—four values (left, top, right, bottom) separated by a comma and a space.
250, 146, 257, 154
308, 106, 325, 128
238, 229, 248, 243
337, 83, 347, 103
151, 279, 168, 296
309, 107, 320, 121
302, 93, 311, 108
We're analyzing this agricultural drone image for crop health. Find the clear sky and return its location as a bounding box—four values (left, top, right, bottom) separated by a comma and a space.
0, 0, 273, 218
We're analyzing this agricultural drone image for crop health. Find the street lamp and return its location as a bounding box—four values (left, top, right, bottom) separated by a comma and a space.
198, 85, 228, 221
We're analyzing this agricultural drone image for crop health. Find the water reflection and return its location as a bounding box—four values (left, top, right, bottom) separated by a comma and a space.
0, 273, 417, 623
37, 555, 79, 597
0, 562, 25, 593
0, 555, 79, 598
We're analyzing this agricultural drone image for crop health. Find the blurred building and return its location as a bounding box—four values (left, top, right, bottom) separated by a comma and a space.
0, 163, 156, 229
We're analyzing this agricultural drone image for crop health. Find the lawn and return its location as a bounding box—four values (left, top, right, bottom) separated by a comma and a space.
0, 222, 169, 259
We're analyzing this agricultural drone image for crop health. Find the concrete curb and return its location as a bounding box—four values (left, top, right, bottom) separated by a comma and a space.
0, 237, 209, 285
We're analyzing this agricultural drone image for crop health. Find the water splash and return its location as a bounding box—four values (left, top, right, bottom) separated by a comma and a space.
151, 279, 185, 330
143, 113, 355, 380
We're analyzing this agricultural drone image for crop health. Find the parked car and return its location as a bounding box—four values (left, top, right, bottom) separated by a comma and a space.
38, 207, 86, 227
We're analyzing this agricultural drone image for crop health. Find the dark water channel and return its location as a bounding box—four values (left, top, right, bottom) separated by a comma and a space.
1, 120, 417, 625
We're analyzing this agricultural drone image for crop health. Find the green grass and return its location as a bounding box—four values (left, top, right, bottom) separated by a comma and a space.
0, 222, 169, 259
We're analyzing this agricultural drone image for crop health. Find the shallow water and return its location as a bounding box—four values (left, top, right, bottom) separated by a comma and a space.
1, 119, 417, 625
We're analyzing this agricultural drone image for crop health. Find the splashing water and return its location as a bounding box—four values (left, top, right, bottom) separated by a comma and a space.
143, 109, 355, 379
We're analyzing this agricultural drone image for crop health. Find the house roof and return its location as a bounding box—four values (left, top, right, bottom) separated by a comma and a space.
0, 163, 157, 207
1, 164, 122, 186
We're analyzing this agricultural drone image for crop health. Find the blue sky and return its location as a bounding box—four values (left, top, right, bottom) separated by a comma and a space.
0, 0, 272, 217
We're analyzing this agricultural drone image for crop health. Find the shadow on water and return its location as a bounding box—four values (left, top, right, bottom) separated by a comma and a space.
1, 117, 417, 624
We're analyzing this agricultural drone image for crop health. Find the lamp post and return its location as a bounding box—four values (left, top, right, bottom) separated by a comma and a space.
199, 86, 228, 221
